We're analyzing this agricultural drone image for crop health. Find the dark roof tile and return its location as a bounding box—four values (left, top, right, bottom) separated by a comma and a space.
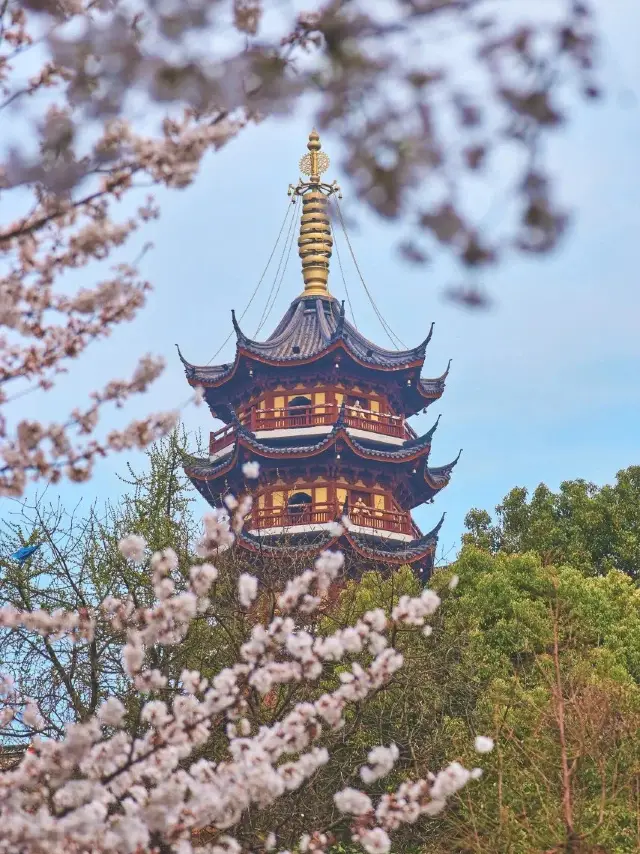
179, 296, 432, 382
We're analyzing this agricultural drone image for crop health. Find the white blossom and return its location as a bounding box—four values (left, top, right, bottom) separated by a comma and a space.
97, 697, 126, 727
430, 762, 473, 801
360, 744, 399, 784
242, 460, 260, 479
238, 573, 258, 608
22, 701, 43, 729
0, 503, 480, 853
150, 548, 178, 579
474, 735, 495, 754
334, 787, 373, 815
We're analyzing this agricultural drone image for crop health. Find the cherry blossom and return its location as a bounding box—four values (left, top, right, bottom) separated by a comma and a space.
360, 744, 400, 784
334, 788, 374, 816
0, 501, 482, 854
118, 534, 147, 562
242, 461, 260, 479
0, 0, 600, 497
474, 735, 495, 754
359, 828, 391, 854
238, 572, 258, 608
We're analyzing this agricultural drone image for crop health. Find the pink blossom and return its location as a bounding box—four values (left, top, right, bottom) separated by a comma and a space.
118, 534, 146, 562
360, 828, 391, 854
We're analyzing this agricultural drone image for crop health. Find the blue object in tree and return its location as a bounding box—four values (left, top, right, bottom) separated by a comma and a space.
10, 544, 41, 563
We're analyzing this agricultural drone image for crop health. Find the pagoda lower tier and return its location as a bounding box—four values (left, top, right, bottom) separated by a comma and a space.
183, 413, 460, 578
234, 523, 445, 583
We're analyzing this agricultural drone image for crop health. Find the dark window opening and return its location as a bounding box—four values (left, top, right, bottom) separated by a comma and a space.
288, 395, 312, 411
287, 492, 312, 516
292, 345, 301, 354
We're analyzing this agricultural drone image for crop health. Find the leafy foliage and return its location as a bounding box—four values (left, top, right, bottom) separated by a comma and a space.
323, 534, 640, 852
0, 428, 199, 748
463, 466, 640, 579
430, 548, 640, 853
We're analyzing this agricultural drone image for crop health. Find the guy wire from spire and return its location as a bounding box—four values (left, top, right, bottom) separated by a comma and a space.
331, 195, 407, 350
254, 196, 299, 336
205, 199, 295, 366
328, 205, 358, 330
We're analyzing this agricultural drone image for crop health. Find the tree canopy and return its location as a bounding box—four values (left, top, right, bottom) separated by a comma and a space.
3, 431, 640, 853
463, 466, 640, 579
428, 547, 640, 853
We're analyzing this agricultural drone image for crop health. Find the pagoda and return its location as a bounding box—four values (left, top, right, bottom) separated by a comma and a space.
179, 131, 459, 579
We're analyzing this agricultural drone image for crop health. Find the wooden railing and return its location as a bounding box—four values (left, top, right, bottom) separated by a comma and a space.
210, 404, 409, 455
249, 503, 416, 536
209, 423, 236, 454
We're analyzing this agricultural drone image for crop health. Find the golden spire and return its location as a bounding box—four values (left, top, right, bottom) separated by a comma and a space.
288, 130, 341, 298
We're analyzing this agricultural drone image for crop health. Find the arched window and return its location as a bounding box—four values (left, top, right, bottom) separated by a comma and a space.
288, 395, 312, 426
288, 395, 312, 411
287, 491, 312, 520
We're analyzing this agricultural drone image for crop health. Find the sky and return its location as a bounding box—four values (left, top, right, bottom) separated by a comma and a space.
3, 0, 640, 560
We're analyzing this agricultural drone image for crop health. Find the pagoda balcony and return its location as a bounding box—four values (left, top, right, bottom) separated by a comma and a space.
248, 503, 420, 539
210, 404, 414, 456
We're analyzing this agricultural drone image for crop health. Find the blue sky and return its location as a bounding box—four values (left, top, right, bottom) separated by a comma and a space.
4, 0, 640, 560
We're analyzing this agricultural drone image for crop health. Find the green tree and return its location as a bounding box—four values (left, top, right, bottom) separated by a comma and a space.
425, 548, 640, 853
0, 428, 200, 749
309, 544, 640, 854
463, 466, 640, 579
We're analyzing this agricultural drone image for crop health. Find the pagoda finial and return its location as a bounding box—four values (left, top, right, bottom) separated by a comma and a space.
288, 130, 341, 299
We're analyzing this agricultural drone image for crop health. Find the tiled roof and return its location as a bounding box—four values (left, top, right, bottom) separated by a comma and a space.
176, 346, 234, 384
419, 366, 450, 398
182, 451, 233, 480
183, 418, 439, 479
238, 420, 436, 461
238, 529, 333, 555
178, 295, 434, 385
234, 514, 445, 576
236, 296, 430, 367
424, 453, 462, 488
183, 438, 459, 511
